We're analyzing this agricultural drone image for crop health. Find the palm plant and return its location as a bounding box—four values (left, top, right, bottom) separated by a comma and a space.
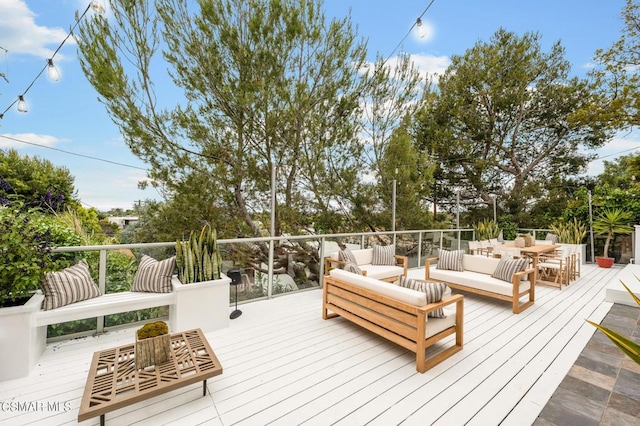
592, 208, 633, 259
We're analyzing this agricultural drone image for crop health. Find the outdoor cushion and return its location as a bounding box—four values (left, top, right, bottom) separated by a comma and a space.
462, 254, 502, 275
399, 276, 448, 318
437, 249, 464, 271
343, 262, 363, 275
40, 260, 102, 310
492, 258, 529, 283
131, 255, 176, 293
428, 268, 531, 297
329, 269, 426, 306
359, 264, 404, 280
372, 244, 395, 265
338, 247, 357, 264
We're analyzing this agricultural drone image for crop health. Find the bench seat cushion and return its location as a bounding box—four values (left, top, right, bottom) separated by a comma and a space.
329, 269, 426, 306
359, 264, 404, 280
429, 268, 530, 296
36, 291, 174, 327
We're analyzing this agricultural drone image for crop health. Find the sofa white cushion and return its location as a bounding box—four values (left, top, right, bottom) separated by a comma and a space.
329, 269, 426, 306
352, 248, 374, 266
428, 268, 530, 297
426, 308, 457, 338
359, 264, 404, 280
462, 254, 501, 275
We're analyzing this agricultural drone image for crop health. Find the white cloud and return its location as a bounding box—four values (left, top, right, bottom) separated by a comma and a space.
409, 53, 451, 82
584, 132, 640, 176
0, 0, 71, 60
0, 132, 61, 149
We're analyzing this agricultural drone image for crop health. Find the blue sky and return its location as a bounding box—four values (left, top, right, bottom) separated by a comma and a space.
0, 0, 636, 210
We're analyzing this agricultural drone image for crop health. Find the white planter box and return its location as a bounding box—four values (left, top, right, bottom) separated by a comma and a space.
0, 292, 46, 381
170, 274, 231, 333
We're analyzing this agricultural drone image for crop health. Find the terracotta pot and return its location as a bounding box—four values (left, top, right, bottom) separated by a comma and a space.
595, 257, 615, 268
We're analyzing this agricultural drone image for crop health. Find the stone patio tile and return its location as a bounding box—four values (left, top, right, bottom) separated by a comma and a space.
574, 353, 619, 378
607, 304, 639, 320
558, 375, 610, 403
608, 391, 640, 418
580, 346, 623, 369
567, 364, 616, 391
614, 368, 640, 401
535, 387, 603, 425
600, 406, 640, 426
621, 357, 640, 374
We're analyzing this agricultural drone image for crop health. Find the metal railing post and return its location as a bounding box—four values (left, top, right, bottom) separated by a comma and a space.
417, 232, 423, 269
97, 249, 107, 333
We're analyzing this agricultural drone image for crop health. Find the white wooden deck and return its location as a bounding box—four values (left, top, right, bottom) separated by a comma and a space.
0, 263, 622, 426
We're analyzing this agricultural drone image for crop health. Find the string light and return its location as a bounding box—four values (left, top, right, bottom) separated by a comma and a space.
416, 17, 427, 38
16, 96, 27, 113
47, 59, 60, 82
0, 1, 105, 122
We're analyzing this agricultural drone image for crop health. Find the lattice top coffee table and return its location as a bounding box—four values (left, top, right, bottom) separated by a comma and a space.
78, 328, 222, 425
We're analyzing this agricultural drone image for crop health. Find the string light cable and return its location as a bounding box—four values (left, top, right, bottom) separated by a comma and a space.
0, 1, 105, 120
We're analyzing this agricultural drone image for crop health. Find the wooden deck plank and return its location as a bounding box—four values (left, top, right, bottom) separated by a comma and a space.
0, 264, 623, 426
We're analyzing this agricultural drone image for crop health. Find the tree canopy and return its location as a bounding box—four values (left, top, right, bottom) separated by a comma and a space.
415, 29, 610, 224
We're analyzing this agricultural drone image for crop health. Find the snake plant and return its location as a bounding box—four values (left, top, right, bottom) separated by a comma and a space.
175, 224, 222, 283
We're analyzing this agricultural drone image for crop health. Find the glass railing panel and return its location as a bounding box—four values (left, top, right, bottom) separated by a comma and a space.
395, 232, 421, 268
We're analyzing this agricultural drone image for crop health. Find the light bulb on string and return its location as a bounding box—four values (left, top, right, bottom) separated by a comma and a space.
90, 1, 106, 15
17, 96, 27, 113
416, 17, 427, 39
47, 59, 60, 82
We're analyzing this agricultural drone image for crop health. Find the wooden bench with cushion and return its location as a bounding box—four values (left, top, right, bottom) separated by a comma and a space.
325, 246, 408, 282
323, 268, 463, 373
425, 251, 535, 314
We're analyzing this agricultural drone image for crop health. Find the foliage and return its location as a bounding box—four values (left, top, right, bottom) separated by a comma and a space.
415, 29, 609, 221
498, 219, 518, 241
137, 321, 169, 339
592, 208, 633, 258
587, 0, 640, 129
176, 224, 223, 283
549, 218, 587, 244
473, 218, 500, 240
0, 203, 79, 307
0, 149, 79, 212
587, 280, 640, 366
76, 0, 389, 238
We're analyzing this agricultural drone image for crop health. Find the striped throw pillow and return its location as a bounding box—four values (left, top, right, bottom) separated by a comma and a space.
436, 249, 464, 271
41, 260, 102, 311
132, 255, 176, 293
399, 276, 448, 318
338, 247, 357, 265
343, 262, 363, 275
492, 258, 529, 282
372, 244, 395, 265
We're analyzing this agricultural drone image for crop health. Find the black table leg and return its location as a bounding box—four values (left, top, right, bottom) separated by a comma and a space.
203, 379, 207, 396
100, 414, 105, 426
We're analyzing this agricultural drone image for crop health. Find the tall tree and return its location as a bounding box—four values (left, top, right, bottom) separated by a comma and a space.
587, 0, 640, 129
415, 29, 609, 222
77, 0, 367, 238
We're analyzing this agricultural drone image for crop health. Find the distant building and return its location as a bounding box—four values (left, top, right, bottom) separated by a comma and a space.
106, 216, 139, 228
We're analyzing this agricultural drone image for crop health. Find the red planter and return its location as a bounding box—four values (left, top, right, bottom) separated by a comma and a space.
595, 257, 615, 268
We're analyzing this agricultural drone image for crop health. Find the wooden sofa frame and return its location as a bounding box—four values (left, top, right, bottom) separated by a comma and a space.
424, 257, 535, 314
323, 274, 464, 373
324, 254, 409, 283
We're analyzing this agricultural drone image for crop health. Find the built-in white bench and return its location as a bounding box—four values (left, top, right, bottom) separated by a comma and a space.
1, 275, 230, 381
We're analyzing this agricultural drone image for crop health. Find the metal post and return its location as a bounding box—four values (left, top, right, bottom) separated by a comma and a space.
456, 190, 460, 250
392, 178, 397, 246
491, 194, 497, 222
588, 190, 595, 263
268, 163, 276, 298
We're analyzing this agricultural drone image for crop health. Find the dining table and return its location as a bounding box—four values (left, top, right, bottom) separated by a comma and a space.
500, 243, 561, 286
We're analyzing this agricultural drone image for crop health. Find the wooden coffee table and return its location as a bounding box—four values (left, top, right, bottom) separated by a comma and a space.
78, 328, 222, 425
